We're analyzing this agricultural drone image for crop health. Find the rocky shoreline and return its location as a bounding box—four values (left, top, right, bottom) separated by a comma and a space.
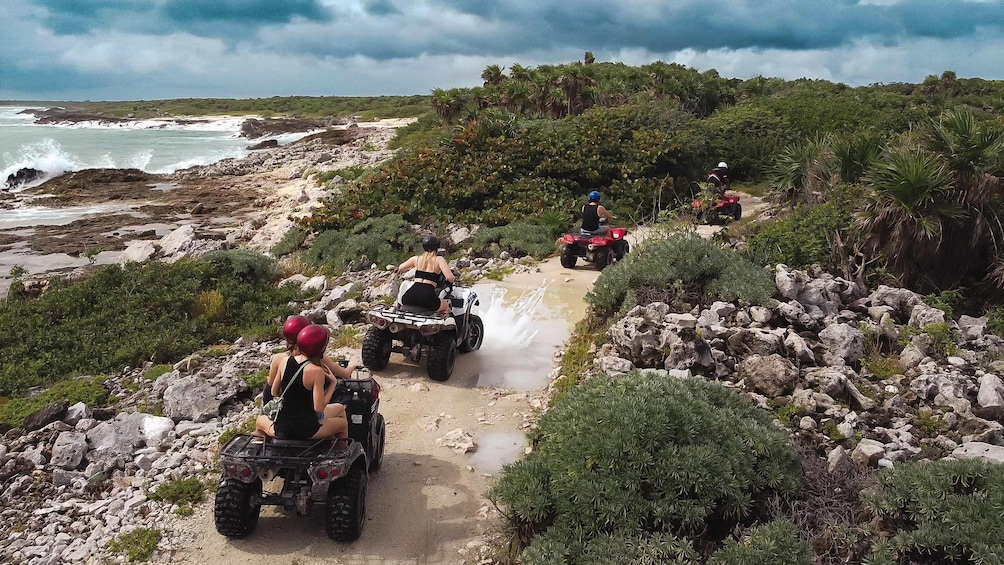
0, 119, 403, 296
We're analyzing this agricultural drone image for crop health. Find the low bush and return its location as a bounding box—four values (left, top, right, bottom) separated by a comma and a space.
241, 368, 269, 392
271, 226, 308, 257
465, 223, 557, 259
708, 519, 811, 565
218, 415, 257, 446
586, 232, 775, 319
143, 364, 173, 381
0, 251, 299, 396
487, 373, 801, 564
107, 527, 162, 562
147, 477, 205, 506
302, 214, 418, 273
0, 376, 109, 428
742, 201, 854, 271
861, 458, 1004, 564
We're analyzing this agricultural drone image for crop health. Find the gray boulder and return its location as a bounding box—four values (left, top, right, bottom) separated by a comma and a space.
738, 354, 798, 397
163, 376, 220, 422
50, 431, 88, 470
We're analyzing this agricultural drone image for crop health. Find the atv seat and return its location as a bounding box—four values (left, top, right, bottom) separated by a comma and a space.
396, 304, 441, 315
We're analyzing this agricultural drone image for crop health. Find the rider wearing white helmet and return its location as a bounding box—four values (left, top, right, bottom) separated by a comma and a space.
707, 161, 731, 194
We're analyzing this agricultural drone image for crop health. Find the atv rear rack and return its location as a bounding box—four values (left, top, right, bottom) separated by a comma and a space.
221, 434, 352, 465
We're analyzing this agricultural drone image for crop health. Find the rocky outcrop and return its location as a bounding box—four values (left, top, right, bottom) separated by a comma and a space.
5, 167, 44, 190
600, 264, 1004, 471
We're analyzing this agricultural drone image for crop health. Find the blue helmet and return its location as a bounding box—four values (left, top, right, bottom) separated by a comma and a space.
588, 191, 601, 202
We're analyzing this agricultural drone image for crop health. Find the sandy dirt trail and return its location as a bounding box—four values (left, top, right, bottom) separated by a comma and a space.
169, 259, 604, 565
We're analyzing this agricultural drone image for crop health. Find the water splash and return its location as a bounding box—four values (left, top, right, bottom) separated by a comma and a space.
1, 138, 81, 190
478, 282, 548, 352
468, 281, 567, 391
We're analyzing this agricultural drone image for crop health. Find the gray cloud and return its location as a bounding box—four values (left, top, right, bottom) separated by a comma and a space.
2, 0, 1003, 100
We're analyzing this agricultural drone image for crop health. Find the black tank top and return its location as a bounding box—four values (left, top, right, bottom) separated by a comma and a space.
277, 358, 312, 417
581, 203, 600, 231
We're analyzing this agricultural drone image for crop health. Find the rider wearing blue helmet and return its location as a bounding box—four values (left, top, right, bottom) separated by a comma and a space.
581, 191, 616, 235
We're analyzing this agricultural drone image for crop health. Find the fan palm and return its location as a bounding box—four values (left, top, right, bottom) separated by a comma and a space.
856, 148, 964, 288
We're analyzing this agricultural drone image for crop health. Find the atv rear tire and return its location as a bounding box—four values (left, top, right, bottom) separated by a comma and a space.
368, 413, 386, 472
458, 314, 484, 353
732, 203, 742, 221
559, 245, 577, 268
214, 478, 262, 538
361, 326, 392, 371
616, 240, 630, 261
325, 465, 367, 542
427, 337, 456, 381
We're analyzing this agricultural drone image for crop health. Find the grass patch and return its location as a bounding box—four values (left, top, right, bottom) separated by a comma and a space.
204, 344, 232, 358
551, 317, 607, 406
143, 364, 173, 380
862, 354, 904, 380
484, 266, 514, 281
0, 376, 109, 428
219, 415, 257, 446
331, 326, 363, 348
242, 367, 269, 391
107, 528, 162, 562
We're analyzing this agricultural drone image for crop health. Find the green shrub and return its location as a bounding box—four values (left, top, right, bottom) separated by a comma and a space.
487, 373, 801, 563
147, 477, 205, 505
708, 519, 812, 565
924, 322, 960, 357
192, 289, 224, 321
742, 201, 854, 271
586, 232, 775, 319
0, 254, 299, 396
303, 214, 417, 273
107, 527, 161, 562
241, 368, 269, 391
861, 458, 1004, 563
862, 355, 904, 380
465, 223, 557, 259
0, 376, 109, 427
925, 289, 964, 319
331, 327, 362, 349
271, 226, 308, 257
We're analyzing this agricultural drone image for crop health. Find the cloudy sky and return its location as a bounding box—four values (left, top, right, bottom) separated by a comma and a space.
2, 0, 1003, 101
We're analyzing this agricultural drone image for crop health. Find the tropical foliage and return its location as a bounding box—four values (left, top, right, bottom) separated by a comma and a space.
487, 373, 803, 564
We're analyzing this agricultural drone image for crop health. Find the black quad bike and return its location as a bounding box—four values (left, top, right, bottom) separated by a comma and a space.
215, 371, 386, 542
361, 278, 483, 381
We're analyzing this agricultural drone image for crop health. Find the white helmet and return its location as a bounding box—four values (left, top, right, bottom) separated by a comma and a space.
718, 161, 728, 168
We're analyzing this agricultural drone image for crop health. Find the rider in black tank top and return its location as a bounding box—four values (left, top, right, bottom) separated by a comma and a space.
272, 357, 320, 439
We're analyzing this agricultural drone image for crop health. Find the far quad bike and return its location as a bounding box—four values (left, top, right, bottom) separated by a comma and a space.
559, 218, 629, 270
362, 276, 483, 381
215, 368, 386, 542
691, 182, 742, 224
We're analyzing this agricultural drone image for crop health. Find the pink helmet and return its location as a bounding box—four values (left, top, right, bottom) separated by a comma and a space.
296, 324, 330, 358
282, 315, 311, 345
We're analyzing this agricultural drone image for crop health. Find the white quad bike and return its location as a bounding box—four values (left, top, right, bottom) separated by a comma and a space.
362, 275, 484, 381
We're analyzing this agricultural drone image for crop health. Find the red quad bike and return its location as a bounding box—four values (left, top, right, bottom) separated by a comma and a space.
691, 183, 742, 224
559, 220, 629, 270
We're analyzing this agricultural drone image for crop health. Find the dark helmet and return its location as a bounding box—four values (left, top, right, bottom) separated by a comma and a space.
421, 235, 440, 252
588, 191, 601, 202
296, 324, 330, 358
282, 315, 311, 344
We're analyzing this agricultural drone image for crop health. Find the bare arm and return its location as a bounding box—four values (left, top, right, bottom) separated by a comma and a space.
309, 364, 336, 413
599, 205, 616, 221
438, 256, 455, 282
397, 256, 416, 273
270, 356, 286, 397
320, 356, 354, 380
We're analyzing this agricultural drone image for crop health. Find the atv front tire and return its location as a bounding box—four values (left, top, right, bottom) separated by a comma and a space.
325, 465, 367, 542
458, 314, 484, 353
596, 248, 614, 271
361, 326, 392, 370
214, 478, 262, 538
559, 245, 577, 268
427, 336, 457, 381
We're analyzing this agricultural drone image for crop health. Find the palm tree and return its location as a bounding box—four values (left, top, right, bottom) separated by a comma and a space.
856, 148, 964, 288
768, 136, 834, 208
481, 65, 505, 87
509, 63, 531, 83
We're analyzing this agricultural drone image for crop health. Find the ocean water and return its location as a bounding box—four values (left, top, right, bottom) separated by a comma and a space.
0, 105, 288, 189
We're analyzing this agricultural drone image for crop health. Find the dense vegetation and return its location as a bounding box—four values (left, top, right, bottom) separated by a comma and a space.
0, 250, 299, 401
487, 373, 805, 564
